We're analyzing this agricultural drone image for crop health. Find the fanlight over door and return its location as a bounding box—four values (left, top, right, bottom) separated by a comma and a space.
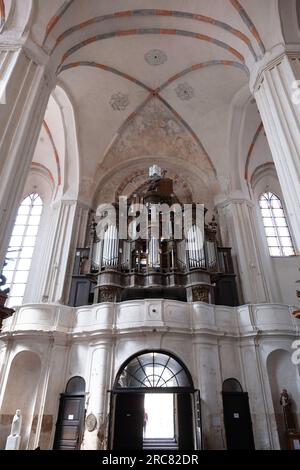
115, 351, 193, 389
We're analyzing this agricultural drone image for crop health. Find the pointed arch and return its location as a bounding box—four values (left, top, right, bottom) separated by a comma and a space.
43, 0, 75, 45
48, 9, 256, 59
228, 0, 266, 53
57, 28, 245, 72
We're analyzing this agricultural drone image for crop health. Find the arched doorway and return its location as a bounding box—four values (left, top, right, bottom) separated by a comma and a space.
222, 378, 255, 450
0, 351, 41, 450
109, 351, 201, 450
53, 377, 86, 450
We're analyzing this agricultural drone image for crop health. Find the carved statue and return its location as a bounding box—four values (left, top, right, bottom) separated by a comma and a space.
147, 165, 167, 190
280, 389, 296, 432
10, 410, 22, 437
149, 165, 163, 179
280, 389, 290, 407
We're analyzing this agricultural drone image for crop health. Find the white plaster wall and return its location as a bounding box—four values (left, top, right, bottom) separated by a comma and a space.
239, 339, 274, 450
194, 339, 225, 449
250, 166, 299, 307
272, 256, 300, 307
0, 300, 299, 450
218, 340, 243, 387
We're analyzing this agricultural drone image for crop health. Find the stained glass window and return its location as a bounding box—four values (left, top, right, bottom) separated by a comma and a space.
259, 192, 295, 257
2, 194, 43, 307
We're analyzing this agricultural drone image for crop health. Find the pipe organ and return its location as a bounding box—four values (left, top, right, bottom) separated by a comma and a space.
69, 167, 238, 307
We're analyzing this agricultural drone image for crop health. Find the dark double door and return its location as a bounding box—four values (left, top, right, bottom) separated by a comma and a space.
113, 393, 144, 450
222, 392, 255, 450
112, 392, 195, 450
53, 394, 85, 450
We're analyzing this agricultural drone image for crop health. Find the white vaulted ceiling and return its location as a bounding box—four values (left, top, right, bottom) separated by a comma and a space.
18, 1, 285, 204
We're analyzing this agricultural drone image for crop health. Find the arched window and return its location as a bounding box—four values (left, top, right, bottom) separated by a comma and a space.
2, 193, 43, 307
66, 376, 86, 394
115, 351, 193, 389
222, 378, 243, 393
259, 192, 295, 257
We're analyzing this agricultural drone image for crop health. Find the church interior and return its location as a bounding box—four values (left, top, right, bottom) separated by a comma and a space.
0, 0, 300, 451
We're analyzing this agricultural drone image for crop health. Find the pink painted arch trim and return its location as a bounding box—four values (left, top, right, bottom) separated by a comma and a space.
57, 28, 245, 73
31, 162, 55, 185
0, 0, 5, 28
47, 9, 257, 60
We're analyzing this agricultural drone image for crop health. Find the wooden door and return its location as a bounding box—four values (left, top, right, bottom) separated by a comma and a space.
176, 393, 194, 450
222, 392, 255, 450
193, 390, 203, 450
113, 393, 144, 450
53, 394, 85, 450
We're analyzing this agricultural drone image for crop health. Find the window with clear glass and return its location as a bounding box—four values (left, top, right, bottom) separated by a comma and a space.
259, 192, 295, 257
115, 352, 192, 389
2, 193, 43, 307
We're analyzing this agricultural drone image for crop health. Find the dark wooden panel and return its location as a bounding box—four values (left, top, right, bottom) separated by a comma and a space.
222, 392, 255, 450
55, 425, 78, 440
215, 275, 239, 307
69, 277, 94, 307
53, 394, 85, 450
113, 393, 144, 450
177, 393, 194, 450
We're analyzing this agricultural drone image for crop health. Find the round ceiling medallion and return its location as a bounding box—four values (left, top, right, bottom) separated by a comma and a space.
175, 82, 195, 101
110, 92, 129, 111
145, 49, 167, 66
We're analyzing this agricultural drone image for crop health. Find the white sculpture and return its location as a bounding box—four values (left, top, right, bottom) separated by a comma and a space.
11, 409, 22, 436
5, 409, 22, 450
149, 165, 162, 179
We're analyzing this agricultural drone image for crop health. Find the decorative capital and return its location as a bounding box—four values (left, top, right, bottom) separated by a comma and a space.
250, 46, 300, 93
192, 285, 211, 303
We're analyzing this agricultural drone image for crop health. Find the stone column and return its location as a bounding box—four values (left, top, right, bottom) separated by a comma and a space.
216, 196, 280, 304
239, 336, 278, 449
252, 51, 300, 252
41, 200, 90, 304
83, 341, 113, 450
29, 336, 55, 450
193, 339, 225, 449
0, 45, 53, 270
